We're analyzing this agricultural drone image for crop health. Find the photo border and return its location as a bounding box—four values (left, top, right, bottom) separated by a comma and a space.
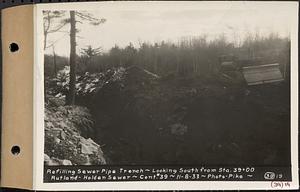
33, 1, 299, 190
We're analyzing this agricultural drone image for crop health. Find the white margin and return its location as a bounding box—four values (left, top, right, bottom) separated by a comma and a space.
33, 1, 299, 190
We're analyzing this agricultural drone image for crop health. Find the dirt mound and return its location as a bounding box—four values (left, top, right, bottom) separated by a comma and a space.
45, 66, 290, 165
89, 66, 290, 165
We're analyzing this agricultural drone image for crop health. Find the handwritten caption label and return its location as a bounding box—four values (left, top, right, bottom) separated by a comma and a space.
271, 181, 291, 189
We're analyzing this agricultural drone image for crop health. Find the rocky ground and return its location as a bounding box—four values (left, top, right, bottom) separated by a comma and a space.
44, 103, 106, 165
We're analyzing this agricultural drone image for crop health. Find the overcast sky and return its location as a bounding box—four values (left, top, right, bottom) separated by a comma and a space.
43, 1, 296, 56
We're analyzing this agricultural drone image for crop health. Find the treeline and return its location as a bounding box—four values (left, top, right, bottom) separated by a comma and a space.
45, 33, 290, 77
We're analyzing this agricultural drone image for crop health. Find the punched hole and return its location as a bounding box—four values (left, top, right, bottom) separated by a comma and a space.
11, 146, 20, 155
9, 43, 19, 52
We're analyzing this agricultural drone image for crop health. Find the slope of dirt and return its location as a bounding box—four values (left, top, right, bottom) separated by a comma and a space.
45, 66, 290, 166
89, 67, 290, 165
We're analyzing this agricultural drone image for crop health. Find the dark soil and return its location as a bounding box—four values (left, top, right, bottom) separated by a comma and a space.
86, 67, 290, 166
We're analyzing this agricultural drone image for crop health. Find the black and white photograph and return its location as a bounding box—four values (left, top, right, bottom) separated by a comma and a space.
38, 1, 298, 189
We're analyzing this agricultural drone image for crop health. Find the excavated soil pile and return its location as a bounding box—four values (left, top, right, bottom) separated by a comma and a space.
89, 66, 290, 165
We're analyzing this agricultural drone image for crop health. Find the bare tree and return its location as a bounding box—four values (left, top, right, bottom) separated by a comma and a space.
68, 11, 77, 105
43, 10, 106, 105
51, 45, 57, 76
66, 11, 106, 105
43, 11, 68, 50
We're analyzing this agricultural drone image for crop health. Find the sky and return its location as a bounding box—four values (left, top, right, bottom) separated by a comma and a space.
43, 1, 296, 56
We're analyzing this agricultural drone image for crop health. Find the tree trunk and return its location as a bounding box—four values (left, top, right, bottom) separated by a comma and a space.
43, 20, 49, 102
43, 12, 50, 50
44, 32, 48, 50
52, 46, 57, 77
66, 11, 76, 105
